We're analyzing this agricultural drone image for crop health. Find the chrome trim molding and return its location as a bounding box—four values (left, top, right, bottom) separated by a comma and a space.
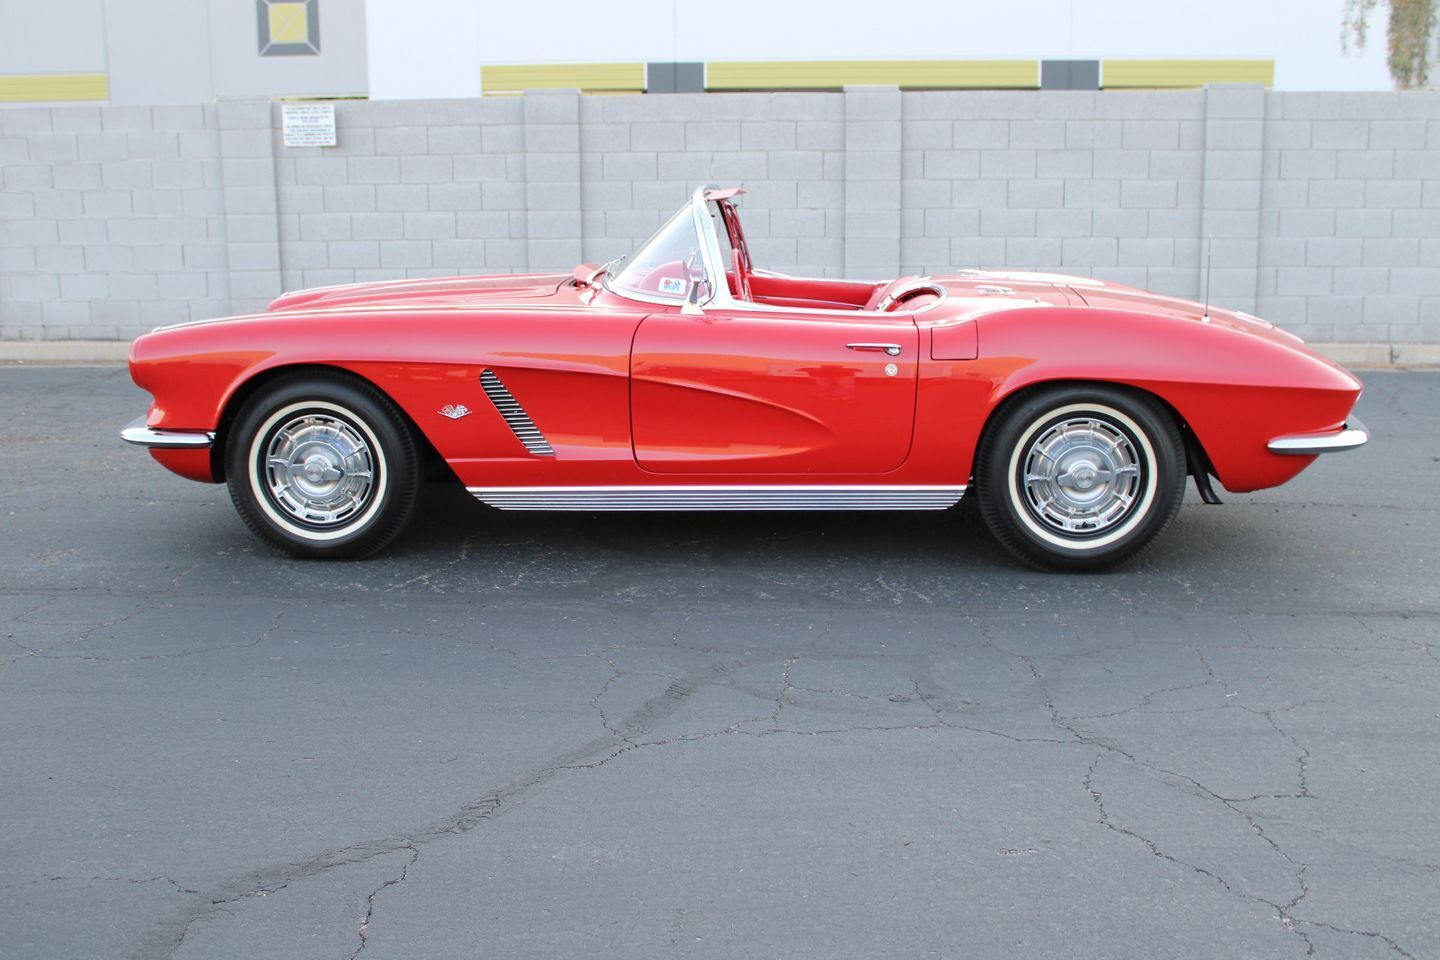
119, 416, 216, 449
1268, 417, 1369, 456
479, 369, 555, 457
468, 485, 966, 512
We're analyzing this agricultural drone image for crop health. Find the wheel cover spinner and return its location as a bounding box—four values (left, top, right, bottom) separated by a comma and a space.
1020, 416, 1143, 536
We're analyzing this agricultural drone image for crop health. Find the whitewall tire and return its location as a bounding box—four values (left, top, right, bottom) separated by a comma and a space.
974, 385, 1186, 571
225, 372, 420, 559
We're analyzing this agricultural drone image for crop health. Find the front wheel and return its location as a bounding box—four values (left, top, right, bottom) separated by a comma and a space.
974, 385, 1186, 572
225, 372, 420, 559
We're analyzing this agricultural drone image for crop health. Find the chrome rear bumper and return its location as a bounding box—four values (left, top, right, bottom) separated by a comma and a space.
120, 416, 215, 449
1268, 417, 1368, 455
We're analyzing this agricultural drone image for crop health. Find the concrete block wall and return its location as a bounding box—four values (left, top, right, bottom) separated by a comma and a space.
3, 87, 1439, 345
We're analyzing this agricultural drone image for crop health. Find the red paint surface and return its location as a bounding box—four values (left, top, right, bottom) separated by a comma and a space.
127, 262, 1362, 495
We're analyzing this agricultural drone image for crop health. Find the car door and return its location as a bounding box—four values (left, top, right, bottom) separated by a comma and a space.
630, 307, 919, 474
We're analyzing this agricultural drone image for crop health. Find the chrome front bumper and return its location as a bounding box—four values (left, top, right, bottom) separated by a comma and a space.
1268, 417, 1369, 456
120, 416, 215, 449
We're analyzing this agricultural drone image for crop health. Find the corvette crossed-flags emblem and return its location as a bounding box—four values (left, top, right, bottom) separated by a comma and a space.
438, 404, 471, 420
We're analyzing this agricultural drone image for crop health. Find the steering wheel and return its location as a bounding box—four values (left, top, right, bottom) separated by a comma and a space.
877, 279, 941, 312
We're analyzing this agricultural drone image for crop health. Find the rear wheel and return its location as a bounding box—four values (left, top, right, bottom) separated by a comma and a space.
974, 385, 1186, 571
225, 373, 420, 559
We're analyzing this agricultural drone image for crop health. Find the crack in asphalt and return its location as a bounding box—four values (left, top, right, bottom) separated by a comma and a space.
351, 847, 419, 960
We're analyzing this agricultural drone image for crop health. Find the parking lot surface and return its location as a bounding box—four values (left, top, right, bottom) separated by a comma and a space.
1, 366, 1436, 960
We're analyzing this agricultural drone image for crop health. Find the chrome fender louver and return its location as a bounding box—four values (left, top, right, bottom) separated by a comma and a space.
479, 368, 555, 457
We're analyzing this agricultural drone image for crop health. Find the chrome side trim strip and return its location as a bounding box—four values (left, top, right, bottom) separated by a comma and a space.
1268, 417, 1369, 455
119, 416, 215, 449
479, 369, 555, 457
468, 485, 966, 512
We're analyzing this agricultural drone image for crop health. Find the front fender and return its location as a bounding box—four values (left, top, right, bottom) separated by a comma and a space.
975, 307, 1363, 492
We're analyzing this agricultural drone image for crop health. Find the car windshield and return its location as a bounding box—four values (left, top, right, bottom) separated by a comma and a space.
606, 205, 707, 302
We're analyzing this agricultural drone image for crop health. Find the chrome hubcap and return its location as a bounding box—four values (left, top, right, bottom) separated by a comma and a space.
1021, 417, 1142, 535
262, 414, 375, 526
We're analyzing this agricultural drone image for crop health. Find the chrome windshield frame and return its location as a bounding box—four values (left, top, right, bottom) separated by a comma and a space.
605, 185, 948, 317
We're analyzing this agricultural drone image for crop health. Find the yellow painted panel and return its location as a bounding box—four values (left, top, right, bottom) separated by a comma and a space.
1102, 59, 1274, 88
706, 59, 1039, 89
482, 63, 645, 93
0, 73, 109, 102
268, 2, 311, 44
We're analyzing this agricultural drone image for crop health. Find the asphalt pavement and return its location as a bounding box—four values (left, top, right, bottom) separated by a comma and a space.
1, 365, 1436, 960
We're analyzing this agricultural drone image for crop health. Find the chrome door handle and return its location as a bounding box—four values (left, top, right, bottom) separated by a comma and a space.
846, 342, 902, 356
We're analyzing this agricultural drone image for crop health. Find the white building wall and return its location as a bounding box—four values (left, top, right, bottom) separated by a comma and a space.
365, 0, 1395, 99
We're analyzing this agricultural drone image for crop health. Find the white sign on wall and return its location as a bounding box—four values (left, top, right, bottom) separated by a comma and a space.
282, 103, 337, 147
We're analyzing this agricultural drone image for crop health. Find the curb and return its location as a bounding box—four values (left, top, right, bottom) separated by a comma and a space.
1, 340, 1437, 368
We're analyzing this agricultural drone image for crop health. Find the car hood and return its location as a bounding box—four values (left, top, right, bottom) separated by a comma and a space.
266, 273, 570, 312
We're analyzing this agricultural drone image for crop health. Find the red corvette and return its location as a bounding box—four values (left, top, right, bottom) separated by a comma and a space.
121, 186, 1367, 570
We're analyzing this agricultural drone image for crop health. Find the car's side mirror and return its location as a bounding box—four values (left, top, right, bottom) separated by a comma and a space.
681, 279, 706, 316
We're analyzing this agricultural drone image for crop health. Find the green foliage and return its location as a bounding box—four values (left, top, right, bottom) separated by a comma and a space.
1343, 0, 1439, 88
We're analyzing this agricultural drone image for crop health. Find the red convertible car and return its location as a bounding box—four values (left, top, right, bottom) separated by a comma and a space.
121, 186, 1367, 570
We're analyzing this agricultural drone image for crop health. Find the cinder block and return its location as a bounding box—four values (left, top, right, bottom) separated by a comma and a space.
1279, 150, 1337, 179
686, 122, 741, 151
299, 213, 352, 241
1305, 237, 1363, 267
904, 121, 951, 149
295, 157, 349, 186
599, 152, 657, 181
403, 211, 456, 240
27, 133, 77, 164
1362, 238, 1420, 267
219, 129, 272, 159
1031, 208, 1087, 238
1120, 179, 1177, 209
1362, 294, 1419, 324
427, 127, 483, 154
1008, 179, 1063, 208
1392, 209, 1440, 236
979, 208, 1036, 238
1008, 121, 1066, 150
1308, 179, 1365, 207
1368, 120, 1427, 149
427, 182, 483, 210
923, 150, 979, 179
797, 122, 843, 150
1365, 179, 1421, 208
1091, 149, 1148, 179
1335, 150, 1394, 179
1276, 266, 1332, 296
1118, 238, 1174, 267
1332, 266, 1391, 294
1062, 237, 1118, 266
630, 122, 684, 152
328, 241, 381, 269
1006, 237, 1062, 265
375, 184, 428, 212
1092, 208, 1148, 237
347, 156, 401, 185
2, 109, 52, 136
1203, 148, 1260, 180
451, 154, 504, 181
481, 125, 525, 154
9, 274, 61, 301
352, 212, 405, 240
1121, 120, 1179, 150
524, 124, 580, 154
380, 240, 431, 269
846, 150, 900, 181
979, 149, 1036, 179
1204, 117, 1264, 149
524, 91, 580, 125
323, 185, 377, 213
432, 239, 487, 268
766, 151, 823, 180
741, 122, 797, 151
